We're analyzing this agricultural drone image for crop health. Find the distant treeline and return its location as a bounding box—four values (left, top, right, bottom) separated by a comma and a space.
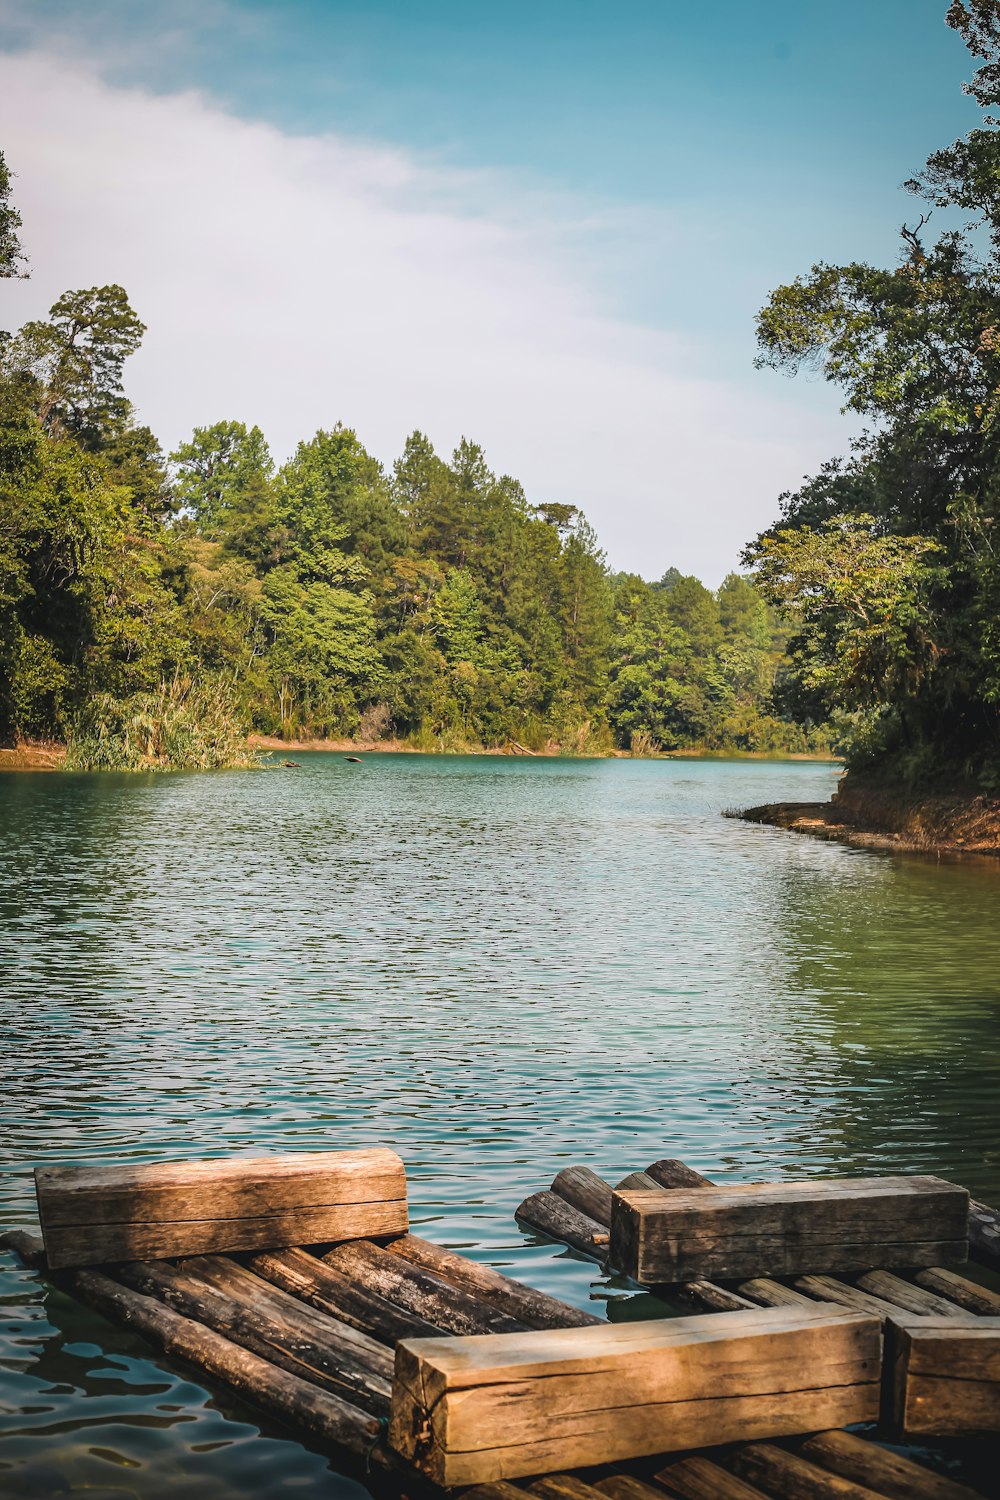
0, 154, 829, 767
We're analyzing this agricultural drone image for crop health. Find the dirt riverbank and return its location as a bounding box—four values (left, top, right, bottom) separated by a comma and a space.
739, 780, 1000, 858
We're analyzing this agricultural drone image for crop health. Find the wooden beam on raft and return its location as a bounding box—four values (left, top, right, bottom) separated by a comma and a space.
388, 1306, 881, 1486
886, 1312, 1000, 1437
610, 1176, 969, 1285
0, 1229, 385, 1462
34, 1147, 409, 1269
324, 1239, 529, 1334
654, 1456, 772, 1500
247, 1245, 445, 1343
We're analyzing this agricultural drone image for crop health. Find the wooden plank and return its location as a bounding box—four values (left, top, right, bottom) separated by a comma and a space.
388, 1306, 881, 1486
800, 1429, 988, 1500
35, 1147, 408, 1269
887, 1312, 1000, 1436
247, 1245, 444, 1343
732, 1441, 889, 1499
856, 1269, 978, 1318
915, 1264, 1000, 1315
611, 1176, 969, 1284
654, 1456, 772, 1500
737, 1279, 817, 1308
114, 1253, 393, 1415
1, 1230, 384, 1461
385, 1234, 602, 1328
325, 1239, 528, 1335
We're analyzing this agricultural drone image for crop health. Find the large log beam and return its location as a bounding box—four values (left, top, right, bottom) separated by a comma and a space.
385, 1234, 601, 1328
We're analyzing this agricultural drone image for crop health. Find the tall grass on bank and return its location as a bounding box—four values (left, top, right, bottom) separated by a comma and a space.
66, 680, 258, 772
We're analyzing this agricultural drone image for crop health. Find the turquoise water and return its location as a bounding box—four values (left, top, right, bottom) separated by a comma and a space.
1, 754, 999, 1498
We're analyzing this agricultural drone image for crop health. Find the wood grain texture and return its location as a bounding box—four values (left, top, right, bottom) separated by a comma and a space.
550, 1167, 614, 1227
611, 1176, 969, 1284
35, 1147, 408, 1268
325, 1239, 527, 1335
799, 1428, 987, 1500
514, 1190, 610, 1260
114, 1253, 393, 1414
855, 1269, 977, 1319
914, 1264, 1000, 1315
732, 1441, 889, 1499
969, 1199, 1000, 1268
793, 1274, 927, 1322
385, 1234, 601, 1328
887, 1312, 1000, 1436
388, 1306, 881, 1485
654, 1456, 773, 1500
246, 1245, 443, 1344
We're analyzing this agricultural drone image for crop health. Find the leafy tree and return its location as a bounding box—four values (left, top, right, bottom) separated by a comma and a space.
0, 148, 27, 285
171, 421, 273, 536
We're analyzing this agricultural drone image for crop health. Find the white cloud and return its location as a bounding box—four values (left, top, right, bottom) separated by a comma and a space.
0, 48, 847, 582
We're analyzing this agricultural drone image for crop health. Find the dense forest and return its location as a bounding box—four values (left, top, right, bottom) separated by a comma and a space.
0, 151, 824, 768
747, 0, 1000, 790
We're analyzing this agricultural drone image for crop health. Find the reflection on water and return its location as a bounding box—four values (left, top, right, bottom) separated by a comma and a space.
1, 754, 998, 1497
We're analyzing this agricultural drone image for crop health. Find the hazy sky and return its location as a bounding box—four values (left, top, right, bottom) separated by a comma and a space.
0, 1, 979, 582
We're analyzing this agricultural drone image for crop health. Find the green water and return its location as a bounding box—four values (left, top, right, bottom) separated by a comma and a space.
1, 754, 999, 1499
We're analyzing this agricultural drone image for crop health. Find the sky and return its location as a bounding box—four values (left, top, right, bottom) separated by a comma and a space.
0, 0, 981, 582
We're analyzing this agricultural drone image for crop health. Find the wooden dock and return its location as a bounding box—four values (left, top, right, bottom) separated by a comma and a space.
1, 1148, 998, 1499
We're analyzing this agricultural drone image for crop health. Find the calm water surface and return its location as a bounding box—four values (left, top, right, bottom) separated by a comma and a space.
2, 755, 999, 1499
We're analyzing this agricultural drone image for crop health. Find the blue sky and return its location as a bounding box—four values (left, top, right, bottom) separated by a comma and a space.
0, 0, 982, 579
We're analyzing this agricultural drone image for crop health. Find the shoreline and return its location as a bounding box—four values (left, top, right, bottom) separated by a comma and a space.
738, 782, 1000, 859
2, 737, 840, 770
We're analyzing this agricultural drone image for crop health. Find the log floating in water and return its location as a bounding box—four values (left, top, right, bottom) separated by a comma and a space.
799, 1428, 987, 1500
645, 1159, 716, 1190
887, 1312, 1000, 1437
389, 1306, 881, 1486
611, 1176, 969, 1285
969, 1199, 1000, 1269
514, 1190, 609, 1260
385, 1234, 601, 1328
550, 1167, 615, 1226
0, 1230, 383, 1460
247, 1244, 444, 1343
113, 1252, 393, 1415
34, 1146, 409, 1269
325, 1238, 527, 1334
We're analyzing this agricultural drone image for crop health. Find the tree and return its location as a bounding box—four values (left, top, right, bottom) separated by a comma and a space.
0, 148, 27, 282
4, 286, 145, 445
171, 420, 273, 536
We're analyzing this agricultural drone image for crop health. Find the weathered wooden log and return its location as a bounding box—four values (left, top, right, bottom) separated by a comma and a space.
793, 1274, 925, 1322
325, 1239, 526, 1334
593, 1476, 670, 1500
614, 1172, 661, 1193
732, 1441, 887, 1499
247, 1244, 443, 1343
113, 1253, 392, 1415
34, 1147, 408, 1268
551, 1167, 614, 1226
855, 1269, 977, 1318
737, 1278, 817, 1308
914, 1264, 1000, 1315
654, 1455, 772, 1500
514, 1190, 609, 1260
0, 1228, 47, 1267
673, 1280, 758, 1312
799, 1428, 986, 1500
969, 1199, 1000, 1269
530, 1477, 607, 1500
613, 1177, 968, 1285
1, 1231, 383, 1460
385, 1234, 601, 1328
389, 1306, 881, 1486
887, 1312, 1000, 1436
464, 1486, 532, 1500
645, 1159, 715, 1190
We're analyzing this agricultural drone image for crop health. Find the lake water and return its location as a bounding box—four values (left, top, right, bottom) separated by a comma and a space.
2, 754, 999, 1499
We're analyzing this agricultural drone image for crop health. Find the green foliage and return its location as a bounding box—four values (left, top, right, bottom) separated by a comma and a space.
0, 148, 27, 284
747, 1, 1000, 786
65, 679, 256, 771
